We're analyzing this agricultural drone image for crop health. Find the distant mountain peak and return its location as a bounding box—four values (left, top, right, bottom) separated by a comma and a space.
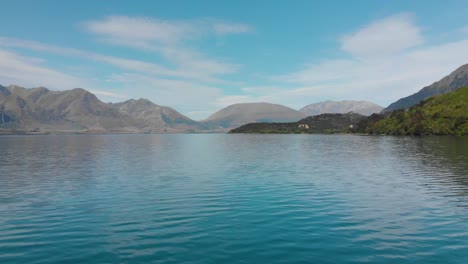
0, 85, 11, 96
203, 102, 305, 129
70, 87, 91, 94
300, 100, 383, 116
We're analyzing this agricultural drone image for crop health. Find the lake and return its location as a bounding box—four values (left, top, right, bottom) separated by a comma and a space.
0, 134, 467, 263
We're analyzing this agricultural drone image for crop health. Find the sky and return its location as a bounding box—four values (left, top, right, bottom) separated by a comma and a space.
1, 0, 468, 120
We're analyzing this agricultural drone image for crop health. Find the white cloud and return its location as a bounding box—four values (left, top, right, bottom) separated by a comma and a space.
275, 59, 358, 84
0, 49, 92, 89
157, 46, 240, 77
0, 48, 128, 102
268, 13, 468, 108
81, 16, 252, 82
341, 13, 423, 58
461, 25, 468, 34
83, 16, 254, 42
0, 37, 237, 84
89, 89, 127, 99
83, 16, 196, 44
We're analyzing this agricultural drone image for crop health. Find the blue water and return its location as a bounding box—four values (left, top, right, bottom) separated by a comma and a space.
0, 134, 467, 264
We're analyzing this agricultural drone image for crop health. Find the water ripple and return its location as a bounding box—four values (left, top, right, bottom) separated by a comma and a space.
0, 134, 467, 263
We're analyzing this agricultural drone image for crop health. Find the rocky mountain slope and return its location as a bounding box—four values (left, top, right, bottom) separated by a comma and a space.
300, 100, 383, 116
383, 64, 468, 112
0, 85, 140, 132
202, 102, 306, 129
112, 99, 205, 133
0, 85, 200, 133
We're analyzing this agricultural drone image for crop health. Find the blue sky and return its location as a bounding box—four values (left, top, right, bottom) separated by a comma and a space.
1, 0, 468, 119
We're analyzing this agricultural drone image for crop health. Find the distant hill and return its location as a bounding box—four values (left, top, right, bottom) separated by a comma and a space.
383, 64, 468, 112
362, 87, 468, 135
229, 113, 365, 134
300, 100, 383, 116
112, 99, 204, 133
202, 102, 306, 129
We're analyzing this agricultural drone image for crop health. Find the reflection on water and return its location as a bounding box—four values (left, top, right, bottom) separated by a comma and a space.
0, 134, 467, 264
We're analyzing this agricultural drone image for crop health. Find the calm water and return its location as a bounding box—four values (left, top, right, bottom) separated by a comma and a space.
0, 134, 467, 264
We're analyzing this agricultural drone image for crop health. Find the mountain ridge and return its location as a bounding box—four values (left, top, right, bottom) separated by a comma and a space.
383, 64, 468, 112
112, 98, 205, 133
300, 100, 383, 116
0, 85, 198, 133
202, 102, 306, 130
1, 85, 316, 133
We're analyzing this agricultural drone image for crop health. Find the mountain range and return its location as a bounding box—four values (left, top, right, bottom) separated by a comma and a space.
0, 85, 198, 133
230, 86, 468, 135
1, 86, 380, 133
1, 63, 467, 134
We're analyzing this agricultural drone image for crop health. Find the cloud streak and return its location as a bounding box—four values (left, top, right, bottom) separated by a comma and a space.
341, 13, 423, 58
0, 37, 237, 83
0, 49, 91, 89
107, 73, 224, 118
83, 16, 253, 43
83, 16, 196, 44
81, 16, 253, 83
257, 13, 468, 108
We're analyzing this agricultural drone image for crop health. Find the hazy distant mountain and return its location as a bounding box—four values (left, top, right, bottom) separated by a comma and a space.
300, 100, 383, 116
203, 102, 306, 129
383, 64, 468, 112
112, 99, 205, 132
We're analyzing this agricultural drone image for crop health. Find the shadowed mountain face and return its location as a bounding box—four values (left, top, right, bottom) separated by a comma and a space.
202, 102, 306, 129
300, 100, 383, 116
383, 64, 468, 112
0, 85, 201, 133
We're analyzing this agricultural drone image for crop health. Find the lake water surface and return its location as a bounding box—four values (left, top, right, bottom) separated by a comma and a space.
0, 134, 467, 263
